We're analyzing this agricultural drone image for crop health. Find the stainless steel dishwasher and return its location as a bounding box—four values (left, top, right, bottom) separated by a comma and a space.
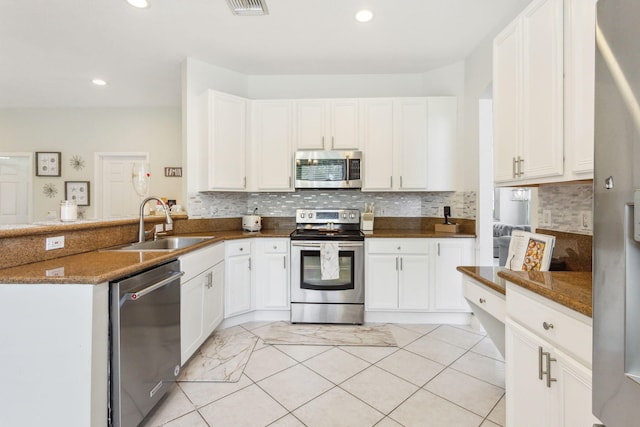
109, 259, 184, 427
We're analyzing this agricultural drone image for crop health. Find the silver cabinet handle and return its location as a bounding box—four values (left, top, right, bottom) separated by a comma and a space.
322, 136, 325, 149
397, 246, 401, 250
283, 255, 286, 269
538, 346, 544, 380
519, 157, 525, 177
479, 298, 486, 304
289, 176, 292, 187
437, 243, 440, 256
332, 136, 335, 150
390, 176, 393, 187
545, 352, 557, 388
512, 157, 517, 178
395, 257, 399, 271
400, 257, 403, 271
206, 271, 213, 289
126, 271, 185, 301
248, 258, 251, 270
244, 176, 247, 188
400, 176, 403, 188
239, 247, 243, 251
543, 321, 554, 330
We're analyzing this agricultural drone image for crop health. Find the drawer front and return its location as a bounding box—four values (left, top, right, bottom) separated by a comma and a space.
262, 239, 288, 254
463, 279, 506, 322
367, 238, 429, 254
180, 242, 224, 282
226, 240, 252, 257
507, 284, 592, 367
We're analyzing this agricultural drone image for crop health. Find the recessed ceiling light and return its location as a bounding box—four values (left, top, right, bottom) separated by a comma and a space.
355, 9, 374, 23
127, 0, 149, 9
92, 79, 107, 86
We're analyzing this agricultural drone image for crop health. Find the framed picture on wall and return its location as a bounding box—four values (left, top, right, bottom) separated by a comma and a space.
35, 152, 61, 177
65, 181, 90, 206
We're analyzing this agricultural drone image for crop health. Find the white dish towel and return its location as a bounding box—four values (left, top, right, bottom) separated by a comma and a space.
320, 242, 340, 280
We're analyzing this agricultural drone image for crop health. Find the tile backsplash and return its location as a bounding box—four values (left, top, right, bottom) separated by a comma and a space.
188, 190, 477, 220
537, 183, 594, 235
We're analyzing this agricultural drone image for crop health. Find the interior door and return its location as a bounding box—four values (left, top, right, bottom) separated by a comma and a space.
0, 154, 32, 224
96, 153, 148, 219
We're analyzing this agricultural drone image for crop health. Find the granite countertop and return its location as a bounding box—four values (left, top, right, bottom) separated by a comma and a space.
365, 229, 476, 238
0, 229, 291, 285
457, 266, 592, 317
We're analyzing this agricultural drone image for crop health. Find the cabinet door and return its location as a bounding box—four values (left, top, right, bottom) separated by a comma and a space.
253, 101, 294, 191
493, 20, 521, 183
330, 99, 359, 150
257, 252, 289, 309
366, 254, 399, 309
296, 100, 327, 150
394, 99, 429, 190
565, 0, 596, 176
433, 239, 473, 311
426, 97, 457, 191
552, 347, 602, 427
208, 91, 247, 190
181, 274, 205, 364
203, 262, 224, 338
398, 254, 430, 310
225, 254, 252, 317
361, 99, 394, 191
506, 321, 551, 427
520, 0, 564, 180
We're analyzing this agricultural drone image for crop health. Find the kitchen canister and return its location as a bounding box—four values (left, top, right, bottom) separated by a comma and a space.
60, 200, 78, 222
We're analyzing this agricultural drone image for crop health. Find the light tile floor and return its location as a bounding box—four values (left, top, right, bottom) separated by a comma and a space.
142, 323, 505, 427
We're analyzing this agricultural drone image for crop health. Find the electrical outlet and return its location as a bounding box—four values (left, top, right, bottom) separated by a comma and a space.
45, 236, 64, 250
542, 210, 551, 226
581, 210, 592, 229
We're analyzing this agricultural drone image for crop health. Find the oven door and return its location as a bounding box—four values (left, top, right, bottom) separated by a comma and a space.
290, 240, 364, 304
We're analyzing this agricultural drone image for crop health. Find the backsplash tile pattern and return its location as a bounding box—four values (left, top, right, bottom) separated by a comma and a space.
189, 190, 477, 219
537, 183, 594, 235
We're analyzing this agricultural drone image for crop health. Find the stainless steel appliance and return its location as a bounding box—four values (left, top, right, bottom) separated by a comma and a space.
294, 150, 362, 189
593, 1, 640, 424
109, 260, 183, 427
290, 208, 364, 324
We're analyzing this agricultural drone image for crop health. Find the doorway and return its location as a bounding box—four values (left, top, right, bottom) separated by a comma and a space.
0, 153, 33, 224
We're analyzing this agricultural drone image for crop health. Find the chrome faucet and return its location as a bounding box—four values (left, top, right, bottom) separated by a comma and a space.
138, 197, 173, 242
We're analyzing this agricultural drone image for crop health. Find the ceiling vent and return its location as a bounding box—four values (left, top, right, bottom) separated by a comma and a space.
225, 0, 269, 16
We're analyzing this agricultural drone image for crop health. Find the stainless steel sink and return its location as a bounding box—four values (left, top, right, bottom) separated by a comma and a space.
104, 236, 215, 252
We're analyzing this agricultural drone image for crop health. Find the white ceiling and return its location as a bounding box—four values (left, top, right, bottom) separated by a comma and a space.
0, 0, 529, 108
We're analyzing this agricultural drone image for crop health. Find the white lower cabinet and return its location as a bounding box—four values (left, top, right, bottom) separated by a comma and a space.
366, 239, 430, 311
225, 240, 253, 317
180, 242, 225, 365
254, 238, 290, 310
505, 283, 601, 427
432, 239, 473, 311
366, 238, 474, 315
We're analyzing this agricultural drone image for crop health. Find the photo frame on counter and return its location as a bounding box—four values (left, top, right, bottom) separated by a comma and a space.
64, 181, 90, 206
35, 152, 61, 177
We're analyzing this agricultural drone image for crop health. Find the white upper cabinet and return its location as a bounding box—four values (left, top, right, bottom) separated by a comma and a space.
564, 0, 596, 177
360, 99, 395, 190
295, 99, 359, 150
251, 100, 294, 191
493, 0, 595, 185
493, 0, 564, 184
200, 90, 248, 190
362, 97, 457, 192
426, 98, 458, 191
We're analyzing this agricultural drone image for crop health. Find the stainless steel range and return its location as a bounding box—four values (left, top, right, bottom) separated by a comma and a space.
290, 208, 364, 324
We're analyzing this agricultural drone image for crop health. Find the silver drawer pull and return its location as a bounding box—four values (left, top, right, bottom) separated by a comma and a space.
479, 298, 486, 304
542, 321, 554, 330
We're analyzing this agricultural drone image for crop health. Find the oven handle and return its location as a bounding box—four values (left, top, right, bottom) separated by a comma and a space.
291, 242, 363, 248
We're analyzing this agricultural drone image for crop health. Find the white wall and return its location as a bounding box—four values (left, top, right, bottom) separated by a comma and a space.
0, 108, 181, 222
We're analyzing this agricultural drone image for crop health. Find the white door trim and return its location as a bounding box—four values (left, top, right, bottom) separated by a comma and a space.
0, 152, 33, 224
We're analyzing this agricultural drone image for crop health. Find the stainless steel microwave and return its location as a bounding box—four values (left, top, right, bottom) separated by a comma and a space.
294, 150, 362, 189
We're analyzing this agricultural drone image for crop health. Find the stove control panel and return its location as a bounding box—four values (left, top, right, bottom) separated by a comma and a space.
296, 209, 360, 224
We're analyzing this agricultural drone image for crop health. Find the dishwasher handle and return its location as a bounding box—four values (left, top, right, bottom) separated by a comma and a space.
126, 271, 185, 301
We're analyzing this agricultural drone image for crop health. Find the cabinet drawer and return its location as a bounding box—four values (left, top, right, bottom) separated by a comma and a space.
180, 242, 224, 282
226, 240, 251, 257
367, 238, 429, 254
262, 240, 288, 254
463, 279, 506, 322
507, 283, 592, 367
